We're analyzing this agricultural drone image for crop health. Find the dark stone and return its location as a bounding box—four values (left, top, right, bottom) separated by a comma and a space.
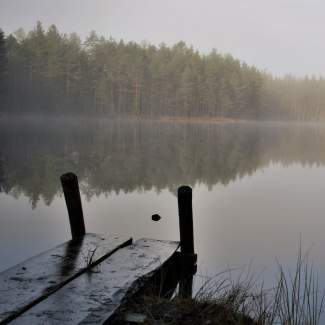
151, 214, 161, 221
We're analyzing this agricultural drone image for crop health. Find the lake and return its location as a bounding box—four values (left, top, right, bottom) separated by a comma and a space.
1, 117, 325, 292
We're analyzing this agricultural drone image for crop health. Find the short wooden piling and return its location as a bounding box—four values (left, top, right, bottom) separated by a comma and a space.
60, 172, 86, 239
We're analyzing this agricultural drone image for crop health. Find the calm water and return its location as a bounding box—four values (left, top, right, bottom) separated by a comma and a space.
1, 117, 325, 290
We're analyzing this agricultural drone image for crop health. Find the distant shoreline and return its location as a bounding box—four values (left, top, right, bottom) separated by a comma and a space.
0, 113, 245, 122
0, 113, 323, 125
131, 115, 248, 124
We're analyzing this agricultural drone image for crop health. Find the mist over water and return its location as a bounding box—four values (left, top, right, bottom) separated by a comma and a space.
2, 0, 325, 321
1, 117, 325, 293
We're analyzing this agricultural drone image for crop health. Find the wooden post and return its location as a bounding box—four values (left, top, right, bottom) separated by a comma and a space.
60, 173, 86, 239
178, 265, 196, 298
178, 185, 196, 299
178, 186, 194, 256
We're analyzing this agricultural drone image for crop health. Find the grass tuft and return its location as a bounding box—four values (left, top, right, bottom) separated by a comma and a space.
111, 245, 324, 324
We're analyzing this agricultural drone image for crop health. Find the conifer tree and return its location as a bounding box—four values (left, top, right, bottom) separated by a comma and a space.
2, 22, 325, 120
0, 29, 8, 110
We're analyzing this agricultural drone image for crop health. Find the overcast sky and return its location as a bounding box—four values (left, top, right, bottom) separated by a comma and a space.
0, 0, 324, 77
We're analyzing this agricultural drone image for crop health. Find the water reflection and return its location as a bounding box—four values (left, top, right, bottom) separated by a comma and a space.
2, 118, 325, 293
1, 118, 325, 207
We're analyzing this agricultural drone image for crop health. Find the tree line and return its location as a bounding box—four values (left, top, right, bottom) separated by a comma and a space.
1, 22, 325, 120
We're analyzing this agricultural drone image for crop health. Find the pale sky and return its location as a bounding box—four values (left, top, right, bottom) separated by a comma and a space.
0, 0, 324, 77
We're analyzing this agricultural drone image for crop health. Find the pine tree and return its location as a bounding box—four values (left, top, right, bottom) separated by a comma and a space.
3, 22, 325, 120
0, 29, 8, 111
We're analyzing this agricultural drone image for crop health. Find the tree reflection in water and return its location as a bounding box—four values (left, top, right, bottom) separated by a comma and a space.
0, 117, 324, 208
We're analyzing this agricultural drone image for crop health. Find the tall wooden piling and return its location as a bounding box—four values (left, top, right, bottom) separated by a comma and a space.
60, 172, 86, 239
177, 186, 194, 256
178, 185, 196, 298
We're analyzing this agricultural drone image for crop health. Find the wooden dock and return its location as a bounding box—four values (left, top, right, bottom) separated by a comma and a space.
0, 173, 197, 324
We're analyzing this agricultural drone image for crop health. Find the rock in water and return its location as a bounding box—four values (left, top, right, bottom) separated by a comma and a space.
151, 214, 161, 221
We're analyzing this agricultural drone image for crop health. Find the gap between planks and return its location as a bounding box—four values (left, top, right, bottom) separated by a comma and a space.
0, 233, 132, 324
10, 238, 180, 325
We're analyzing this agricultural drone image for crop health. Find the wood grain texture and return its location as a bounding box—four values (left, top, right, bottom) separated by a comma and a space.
11, 238, 179, 325
0, 234, 132, 323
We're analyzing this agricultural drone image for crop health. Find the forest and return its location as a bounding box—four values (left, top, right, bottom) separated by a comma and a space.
1, 22, 325, 120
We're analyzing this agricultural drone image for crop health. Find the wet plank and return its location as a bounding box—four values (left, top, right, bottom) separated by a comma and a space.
0, 233, 132, 323
11, 238, 179, 325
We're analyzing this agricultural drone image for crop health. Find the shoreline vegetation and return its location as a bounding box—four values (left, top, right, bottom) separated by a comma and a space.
1, 22, 325, 121
2, 113, 325, 126
112, 248, 324, 325
0, 113, 245, 124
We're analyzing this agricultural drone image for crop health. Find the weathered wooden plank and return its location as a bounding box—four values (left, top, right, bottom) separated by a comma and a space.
0, 233, 132, 323
11, 239, 179, 325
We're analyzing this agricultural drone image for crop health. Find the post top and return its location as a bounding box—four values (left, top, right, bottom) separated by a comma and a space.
178, 186, 192, 195
60, 172, 78, 181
